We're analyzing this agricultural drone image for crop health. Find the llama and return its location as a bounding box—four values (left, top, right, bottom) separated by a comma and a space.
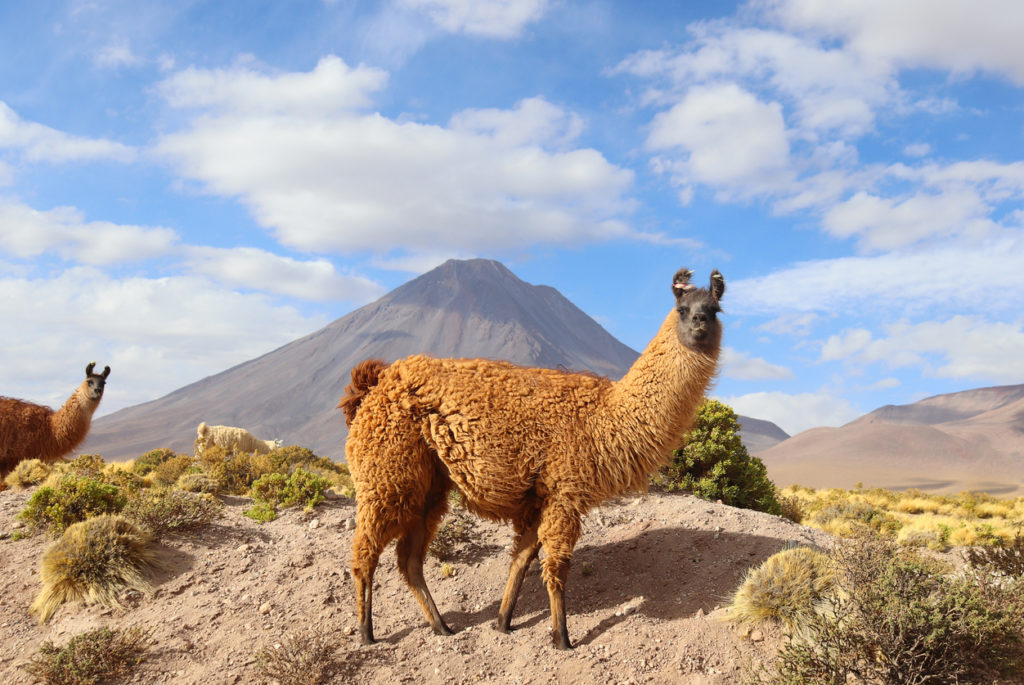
0, 363, 111, 479
340, 267, 725, 649
194, 422, 280, 456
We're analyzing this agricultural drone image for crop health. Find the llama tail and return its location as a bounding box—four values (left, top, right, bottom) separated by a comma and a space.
338, 359, 388, 427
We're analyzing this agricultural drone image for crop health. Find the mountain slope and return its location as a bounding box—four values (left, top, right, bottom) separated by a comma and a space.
758, 384, 1024, 495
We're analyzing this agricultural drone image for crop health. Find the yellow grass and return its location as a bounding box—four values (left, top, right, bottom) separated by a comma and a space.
781, 485, 1024, 551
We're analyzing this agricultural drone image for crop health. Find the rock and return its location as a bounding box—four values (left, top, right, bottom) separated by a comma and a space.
259, 603, 271, 615
309, 518, 320, 529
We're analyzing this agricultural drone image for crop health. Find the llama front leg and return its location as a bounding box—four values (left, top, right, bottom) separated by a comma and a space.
496, 517, 541, 633
537, 503, 582, 650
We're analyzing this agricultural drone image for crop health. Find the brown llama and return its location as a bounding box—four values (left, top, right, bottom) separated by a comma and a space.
340, 267, 724, 649
0, 363, 111, 479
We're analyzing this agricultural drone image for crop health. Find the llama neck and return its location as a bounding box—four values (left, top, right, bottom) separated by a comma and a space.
595, 311, 720, 493
49, 387, 97, 453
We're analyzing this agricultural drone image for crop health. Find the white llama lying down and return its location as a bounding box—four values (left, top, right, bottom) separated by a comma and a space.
195, 422, 282, 456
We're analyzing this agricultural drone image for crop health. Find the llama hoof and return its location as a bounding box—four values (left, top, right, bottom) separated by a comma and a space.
494, 618, 512, 634
552, 634, 574, 650
434, 622, 455, 636
359, 628, 376, 646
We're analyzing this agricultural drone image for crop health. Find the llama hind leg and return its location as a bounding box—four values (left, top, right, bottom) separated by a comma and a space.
352, 525, 384, 645
496, 515, 541, 633
537, 502, 583, 650
396, 482, 454, 636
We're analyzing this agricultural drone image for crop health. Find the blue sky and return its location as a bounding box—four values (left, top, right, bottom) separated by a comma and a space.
2, 0, 1024, 436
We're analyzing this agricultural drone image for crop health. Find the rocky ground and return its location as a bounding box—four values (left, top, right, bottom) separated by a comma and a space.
1, 487, 833, 684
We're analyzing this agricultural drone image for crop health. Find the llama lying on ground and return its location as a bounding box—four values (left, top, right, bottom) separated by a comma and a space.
340, 267, 725, 649
0, 363, 111, 479
194, 422, 281, 456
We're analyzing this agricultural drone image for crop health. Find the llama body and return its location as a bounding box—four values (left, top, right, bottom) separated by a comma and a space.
0, 363, 111, 478
343, 268, 724, 649
195, 422, 280, 456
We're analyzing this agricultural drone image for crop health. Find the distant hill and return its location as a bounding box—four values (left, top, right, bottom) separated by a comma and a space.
758, 384, 1024, 496
86, 259, 785, 461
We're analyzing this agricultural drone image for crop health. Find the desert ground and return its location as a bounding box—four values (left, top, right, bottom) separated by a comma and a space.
1, 487, 834, 684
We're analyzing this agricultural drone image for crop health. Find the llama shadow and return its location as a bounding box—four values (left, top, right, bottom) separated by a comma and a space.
442, 526, 799, 646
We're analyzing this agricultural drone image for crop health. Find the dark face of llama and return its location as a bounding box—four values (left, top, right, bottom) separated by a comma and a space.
84, 362, 111, 402
671, 268, 724, 354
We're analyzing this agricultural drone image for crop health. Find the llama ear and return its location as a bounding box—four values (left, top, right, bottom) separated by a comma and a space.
709, 269, 725, 301
101, 366, 111, 379
672, 268, 695, 299
85, 362, 95, 376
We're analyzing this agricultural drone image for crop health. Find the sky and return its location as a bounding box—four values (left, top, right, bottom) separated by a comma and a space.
2, 0, 1023, 437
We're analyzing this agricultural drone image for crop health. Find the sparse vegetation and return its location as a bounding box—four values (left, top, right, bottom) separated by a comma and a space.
653, 399, 782, 515
964, 525, 1024, 578
31, 514, 167, 622
174, 471, 219, 494
782, 485, 1024, 551
429, 509, 479, 561
130, 447, 177, 476
148, 454, 195, 488
750, 532, 1024, 684
22, 625, 152, 685
254, 630, 341, 685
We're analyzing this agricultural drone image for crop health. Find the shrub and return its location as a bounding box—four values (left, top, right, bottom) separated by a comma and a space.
131, 448, 177, 476
964, 525, 1024, 578
729, 547, 835, 630
755, 533, 1024, 684
3, 458, 51, 489
254, 629, 340, 685
199, 445, 274, 495
31, 515, 167, 622
429, 510, 479, 561
652, 399, 782, 515
18, 474, 127, 537
149, 454, 195, 488
121, 489, 223, 539
811, 500, 901, 537
243, 469, 331, 523
175, 472, 219, 494
22, 625, 151, 685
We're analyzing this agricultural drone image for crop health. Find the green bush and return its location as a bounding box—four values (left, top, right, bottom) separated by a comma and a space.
22, 625, 151, 685
243, 468, 331, 523
965, 525, 1024, 578
149, 454, 195, 488
755, 533, 1024, 684
121, 489, 223, 539
175, 472, 219, 494
18, 475, 127, 537
652, 399, 782, 515
131, 448, 177, 476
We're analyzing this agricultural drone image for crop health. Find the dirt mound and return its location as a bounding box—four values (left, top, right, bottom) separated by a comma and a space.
1, 488, 831, 684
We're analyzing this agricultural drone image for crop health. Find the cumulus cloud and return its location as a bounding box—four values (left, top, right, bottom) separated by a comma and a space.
820, 316, 1024, 383
185, 246, 385, 302
398, 0, 550, 39
0, 267, 327, 413
721, 347, 794, 380
765, 0, 1024, 85
719, 389, 862, 434
155, 58, 636, 255
0, 102, 136, 164
0, 202, 177, 264
93, 40, 141, 70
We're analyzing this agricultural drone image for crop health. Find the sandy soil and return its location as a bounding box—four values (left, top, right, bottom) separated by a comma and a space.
1, 487, 835, 684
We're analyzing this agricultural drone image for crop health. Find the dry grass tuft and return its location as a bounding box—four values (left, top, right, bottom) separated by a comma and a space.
31, 514, 168, 622
729, 546, 836, 630
254, 629, 341, 685
3, 458, 52, 489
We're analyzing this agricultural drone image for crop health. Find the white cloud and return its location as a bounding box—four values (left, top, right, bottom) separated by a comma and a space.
903, 143, 930, 157
0, 102, 136, 164
719, 389, 862, 434
766, 0, 1024, 85
646, 83, 792, 198
0, 202, 177, 264
757, 312, 819, 336
398, 0, 549, 39
93, 40, 140, 70
721, 347, 793, 380
0, 267, 327, 413
155, 58, 636, 255
820, 316, 1024, 383
729, 234, 1024, 316
157, 56, 388, 114
185, 246, 385, 303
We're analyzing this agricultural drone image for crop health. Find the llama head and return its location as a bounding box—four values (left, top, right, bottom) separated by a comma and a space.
83, 362, 111, 401
671, 268, 724, 353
